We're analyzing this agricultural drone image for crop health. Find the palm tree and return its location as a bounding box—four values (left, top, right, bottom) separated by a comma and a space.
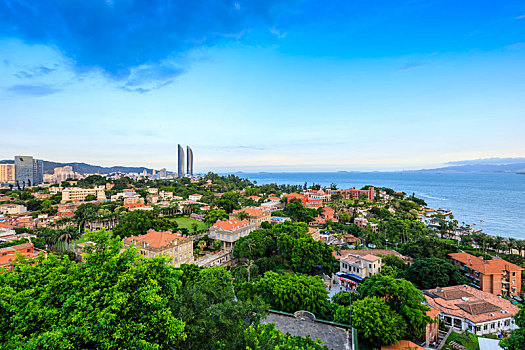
508, 238, 517, 254
244, 259, 255, 283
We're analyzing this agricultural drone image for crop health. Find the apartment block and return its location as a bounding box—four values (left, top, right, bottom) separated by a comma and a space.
61, 186, 106, 202
0, 163, 15, 184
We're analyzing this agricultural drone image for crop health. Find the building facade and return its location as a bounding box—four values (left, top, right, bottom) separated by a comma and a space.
424, 285, 519, 336
449, 252, 522, 297
177, 144, 185, 178
61, 186, 106, 202
33, 159, 44, 185
14, 155, 34, 186
187, 146, 193, 176
124, 229, 193, 267
339, 253, 382, 278
231, 207, 271, 228
0, 163, 15, 184
209, 219, 257, 250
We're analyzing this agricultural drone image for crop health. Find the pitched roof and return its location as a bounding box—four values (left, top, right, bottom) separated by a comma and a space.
381, 340, 425, 350
233, 207, 268, 218
213, 219, 250, 231
449, 252, 523, 274
424, 285, 519, 323
360, 254, 381, 262
125, 229, 187, 248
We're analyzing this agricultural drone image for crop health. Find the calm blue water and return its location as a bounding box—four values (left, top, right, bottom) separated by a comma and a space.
235, 172, 525, 240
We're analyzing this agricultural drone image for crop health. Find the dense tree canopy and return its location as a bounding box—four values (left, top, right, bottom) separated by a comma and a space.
113, 210, 178, 238
405, 258, 468, 289
0, 230, 186, 349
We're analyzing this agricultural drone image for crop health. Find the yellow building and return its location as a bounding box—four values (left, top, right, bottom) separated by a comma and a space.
0, 164, 15, 184
61, 186, 106, 202
124, 229, 194, 267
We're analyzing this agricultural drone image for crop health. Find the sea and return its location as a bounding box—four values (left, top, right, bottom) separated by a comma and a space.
234, 172, 525, 240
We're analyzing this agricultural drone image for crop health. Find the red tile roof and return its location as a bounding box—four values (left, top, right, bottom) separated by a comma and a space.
449, 252, 523, 274
381, 340, 425, 350
213, 219, 250, 231
233, 207, 268, 218
125, 229, 188, 248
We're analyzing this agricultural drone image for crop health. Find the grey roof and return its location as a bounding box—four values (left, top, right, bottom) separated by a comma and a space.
261, 311, 351, 350
478, 338, 502, 350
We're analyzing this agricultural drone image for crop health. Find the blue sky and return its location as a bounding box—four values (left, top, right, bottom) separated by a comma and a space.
1, 0, 524, 172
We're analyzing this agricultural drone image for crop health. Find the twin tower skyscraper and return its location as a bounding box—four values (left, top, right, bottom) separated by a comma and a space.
178, 145, 193, 178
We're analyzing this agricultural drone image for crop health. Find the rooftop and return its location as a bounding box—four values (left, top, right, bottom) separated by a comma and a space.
449, 252, 523, 274
424, 285, 519, 323
125, 229, 188, 248
213, 219, 250, 231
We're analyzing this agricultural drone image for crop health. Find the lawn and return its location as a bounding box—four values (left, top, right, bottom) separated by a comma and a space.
171, 217, 208, 232
445, 331, 479, 350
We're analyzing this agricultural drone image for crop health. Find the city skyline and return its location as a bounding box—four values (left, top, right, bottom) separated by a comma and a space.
1, 1, 524, 171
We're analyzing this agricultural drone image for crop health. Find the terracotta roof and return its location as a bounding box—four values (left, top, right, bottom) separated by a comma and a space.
360, 254, 381, 262
213, 219, 250, 231
233, 207, 268, 218
427, 307, 440, 320
449, 252, 523, 274
268, 196, 281, 201
424, 285, 519, 324
125, 229, 188, 248
382, 340, 425, 350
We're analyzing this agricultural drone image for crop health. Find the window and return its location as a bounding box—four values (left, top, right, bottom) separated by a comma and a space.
484, 325, 488, 330
512, 280, 516, 285
512, 272, 516, 277
505, 320, 510, 326
491, 323, 495, 329
476, 326, 481, 332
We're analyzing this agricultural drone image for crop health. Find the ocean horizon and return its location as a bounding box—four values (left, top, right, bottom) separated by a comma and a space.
229, 171, 525, 240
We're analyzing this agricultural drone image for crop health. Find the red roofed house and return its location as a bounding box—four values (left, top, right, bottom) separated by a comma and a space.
284, 192, 323, 208
381, 340, 425, 350
307, 227, 320, 241
124, 229, 193, 267
209, 219, 257, 250
327, 187, 376, 200
449, 252, 522, 297
231, 207, 271, 228
424, 285, 519, 336
0, 242, 42, 271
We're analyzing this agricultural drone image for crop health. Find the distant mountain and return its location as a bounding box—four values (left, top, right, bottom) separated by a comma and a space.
423, 158, 525, 173
0, 159, 156, 175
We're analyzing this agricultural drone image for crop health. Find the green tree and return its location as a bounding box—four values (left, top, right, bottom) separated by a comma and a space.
500, 307, 525, 350
205, 209, 229, 225
405, 258, 468, 289
357, 274, 431, 341
252, 271, 330, 317
113, 210, 178, 238
0, 230, 186, 348
84, 194, 97, 201
351, 297, 405, 347
244, 323, 329, 350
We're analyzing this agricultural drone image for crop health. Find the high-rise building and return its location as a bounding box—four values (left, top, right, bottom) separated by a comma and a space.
187, 146, 193, 176
33, 159, 44, 185
0, 163, 15, 184
14, 156, 34, 187
177, 144, 185, 178
159, 168, 167, 178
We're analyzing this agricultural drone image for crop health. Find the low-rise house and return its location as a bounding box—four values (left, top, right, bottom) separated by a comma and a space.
307, 227, 320, 241
231, 207, 271, 228
62, 186, 106, 202
188, 193, 203, 202
271, 216, 291, 225
209, 219, 257, 250
449, 252, 522, 297
327, 187, 376, 200
0, 242, 43, 271
0, 204, 27, 215
124, 229, 193, 267
124, 203, 153, 211
423, 285, 519, 336
340, 253, 382, 278
354, 217, 378, 232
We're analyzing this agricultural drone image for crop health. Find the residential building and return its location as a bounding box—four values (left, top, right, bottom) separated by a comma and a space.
159, 168, 167, 178
231, 207, 271, 228
123, 197, 144, 205
14, 155, 34, 186
424, 285, 520, 336
0, 242, 42, 271
307, 227, 320, 241
188, 193, 203, 202
354, 216, 378, 232
209, 219, 257, 250
33, 159, 44, 185
0, 204, 28, 215
339, 253, 382, 278
0, 163, 15, 184
381, 341, 425, 350
124, 229, 193, 267
177, 144, 185, 178
449, 252, 522, 297
187, 146, 193, 176
284, 192, 323, 208
61, 186, 106, 202
334, 249, 413, 264
327, 187, 376, 200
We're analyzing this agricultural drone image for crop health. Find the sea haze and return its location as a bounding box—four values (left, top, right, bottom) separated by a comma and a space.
237, 171, 525, 240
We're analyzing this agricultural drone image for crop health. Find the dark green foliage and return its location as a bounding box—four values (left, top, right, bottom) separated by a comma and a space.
0, 230, 187, 348
77, 175, 107, 188
113, 210, 179, 238
401, 236, 459, 259
0, 238, 29, 249
405, 258, 469, 289
500, 307, 525, 349
243, 323, 329, 350
331, 291, 352, 306
283, 199, 318, 223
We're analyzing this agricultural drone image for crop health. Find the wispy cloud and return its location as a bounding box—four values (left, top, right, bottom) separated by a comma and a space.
15, 65, 56, 79
397, 62, 425, 71
505, 42, 525, 50
516, 14, 525, 19
0, 0, 294, 90
6, 84, 61, 96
